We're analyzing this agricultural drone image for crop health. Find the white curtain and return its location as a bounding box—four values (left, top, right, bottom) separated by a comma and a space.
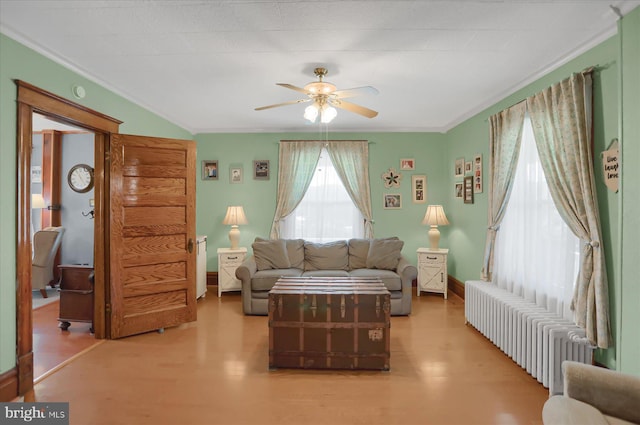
281, 148, 364, 242
269, 141, 322, 239
493, 116, 580, 319
326, 141, 374, 238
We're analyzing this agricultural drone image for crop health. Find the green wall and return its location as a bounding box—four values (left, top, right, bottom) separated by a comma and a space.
195, 132, 448, 271
619, 7, 640, 375
0, 33, 191, 373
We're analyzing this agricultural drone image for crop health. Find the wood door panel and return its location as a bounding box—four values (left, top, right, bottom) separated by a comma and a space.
123, 206, 186, 226
123, 235, 185, 257
123, 261, 186, 286
123, 177, 186, 196
110, 134, 196, 339
124, 146, 187, 166
122, 224, 187, 238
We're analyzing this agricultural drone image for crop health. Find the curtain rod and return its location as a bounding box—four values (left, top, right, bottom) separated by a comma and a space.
485, 65, 598, 122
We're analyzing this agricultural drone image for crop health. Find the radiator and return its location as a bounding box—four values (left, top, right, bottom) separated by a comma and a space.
465, 280, 594, 395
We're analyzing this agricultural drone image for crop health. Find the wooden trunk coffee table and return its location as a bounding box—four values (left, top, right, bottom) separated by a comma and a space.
268, 277, 390, 371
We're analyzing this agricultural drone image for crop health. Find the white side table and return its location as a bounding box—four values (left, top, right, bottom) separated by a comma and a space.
217, 247, 247, 297
417, 248, 449, 299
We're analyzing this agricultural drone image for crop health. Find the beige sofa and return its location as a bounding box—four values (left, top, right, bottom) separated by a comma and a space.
236, 237, 417, 316
542, 361, 640, 425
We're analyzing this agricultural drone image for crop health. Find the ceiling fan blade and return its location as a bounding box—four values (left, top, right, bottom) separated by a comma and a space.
255, 98, 311, 111
276, 83, 310, 95
332, 86, 379, 99
332, 99, 378, 118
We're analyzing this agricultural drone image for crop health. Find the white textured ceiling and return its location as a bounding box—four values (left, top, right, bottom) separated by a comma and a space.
2, 1, 638, 134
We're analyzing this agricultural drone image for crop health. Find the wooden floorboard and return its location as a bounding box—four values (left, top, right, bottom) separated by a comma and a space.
31, 291, 548, 425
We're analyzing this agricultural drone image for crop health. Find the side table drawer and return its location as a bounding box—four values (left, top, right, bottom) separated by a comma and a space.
220, 254, 244, 264
419, 254, 444, 266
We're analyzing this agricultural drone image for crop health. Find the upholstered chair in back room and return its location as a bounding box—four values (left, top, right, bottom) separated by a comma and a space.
32, 226, 65, 298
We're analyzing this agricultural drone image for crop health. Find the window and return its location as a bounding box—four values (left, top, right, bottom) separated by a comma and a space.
281, 148, 364, 242
493, 116, 580, 319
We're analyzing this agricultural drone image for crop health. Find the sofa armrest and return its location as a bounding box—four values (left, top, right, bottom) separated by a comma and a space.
396, 256, 417, 283
236, 255, 257, 314
563, 361, 640, 424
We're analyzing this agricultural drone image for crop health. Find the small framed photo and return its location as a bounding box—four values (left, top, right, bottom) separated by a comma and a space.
455, 182, 463, 198
383, 194, 402, 209
253, 160, 270, 180
400, 158, 415, 170
464, 176, 474, 204
411, 175, 427, 204
202, 160, 218, 180
465, 161, 472, 174
455, 157, 465, 177
230, 166, 243, 184
473, 154, 483, 193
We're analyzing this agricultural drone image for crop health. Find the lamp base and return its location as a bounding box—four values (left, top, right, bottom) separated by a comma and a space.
228, 225, 240, 250
428, 226, 441, 250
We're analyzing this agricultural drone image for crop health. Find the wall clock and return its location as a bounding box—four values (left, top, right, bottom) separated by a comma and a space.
67, 163, 94, 193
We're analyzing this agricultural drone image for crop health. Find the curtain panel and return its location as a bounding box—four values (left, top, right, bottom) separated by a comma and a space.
527, 71, 611, 348
481, 101, 526, 281
269, 141, 323, 238
326, 141, 374, 238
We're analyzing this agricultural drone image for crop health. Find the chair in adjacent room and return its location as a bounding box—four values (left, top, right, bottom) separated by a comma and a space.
32, 226, 65, 298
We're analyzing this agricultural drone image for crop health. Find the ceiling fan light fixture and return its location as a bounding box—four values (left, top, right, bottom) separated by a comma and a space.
321, 106, 337, 123
304, 104, 319, 123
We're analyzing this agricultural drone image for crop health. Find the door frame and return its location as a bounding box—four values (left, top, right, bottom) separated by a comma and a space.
14, 80, 122, 397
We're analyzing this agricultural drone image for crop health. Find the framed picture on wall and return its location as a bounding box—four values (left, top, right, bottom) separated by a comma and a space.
253, 160, 269, 180
230, 166, 243, 184
202, 160, 218, 180
473, 154, 483, 193
400, 158, 415, 170
464, 176, 474, 204
465, 161, 472, 174
455, 157, 465, 177
383, 194, 402, 209
411, 175, 427, 204
455, 182, 463, 198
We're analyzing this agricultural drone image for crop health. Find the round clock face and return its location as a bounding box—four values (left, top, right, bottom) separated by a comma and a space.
67, 164, 94, 193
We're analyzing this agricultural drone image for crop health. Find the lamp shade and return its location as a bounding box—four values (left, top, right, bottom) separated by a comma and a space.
222, 206, 248, 226
31, 193, 46, 209
421, 205, 449, 226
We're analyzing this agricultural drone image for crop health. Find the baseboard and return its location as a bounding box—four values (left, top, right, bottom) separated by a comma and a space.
448, 275, 465, 300
206, 272, 218, 287
0, 367, 18, 402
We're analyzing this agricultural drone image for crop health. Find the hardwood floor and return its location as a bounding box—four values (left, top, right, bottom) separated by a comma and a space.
31, 290, 548, 425
32, 300, 100, 382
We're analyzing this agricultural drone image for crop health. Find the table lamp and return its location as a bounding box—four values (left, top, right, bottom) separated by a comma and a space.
222, 206, 248, 249
421, 205, 449, 250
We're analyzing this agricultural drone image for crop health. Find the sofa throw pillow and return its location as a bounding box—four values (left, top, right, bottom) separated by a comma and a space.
366, 238, 404, 270
348, 239, 371, 270
304, 240, 349, 271
255, 237, 304, 269
284, 239, 305, 269
252, 239, 291, 271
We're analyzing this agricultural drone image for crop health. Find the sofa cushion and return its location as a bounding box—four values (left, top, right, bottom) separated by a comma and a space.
348, 239, 370, 270
366, 238, 404, 270
302, 270, 350, 278
349, 268, 402, 291
255, 238, 305, 269
251, 268, 303, 291
252, 239, 291, 270
284, 239, 305, 269
542, 396, 610, 425
304, 241, 349, 271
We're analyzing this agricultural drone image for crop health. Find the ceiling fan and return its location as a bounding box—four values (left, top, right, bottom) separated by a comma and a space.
255, 67, 378, 123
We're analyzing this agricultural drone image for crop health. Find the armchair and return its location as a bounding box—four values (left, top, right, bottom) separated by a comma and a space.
32, 226, 64, 298
542, 361, 640, 425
